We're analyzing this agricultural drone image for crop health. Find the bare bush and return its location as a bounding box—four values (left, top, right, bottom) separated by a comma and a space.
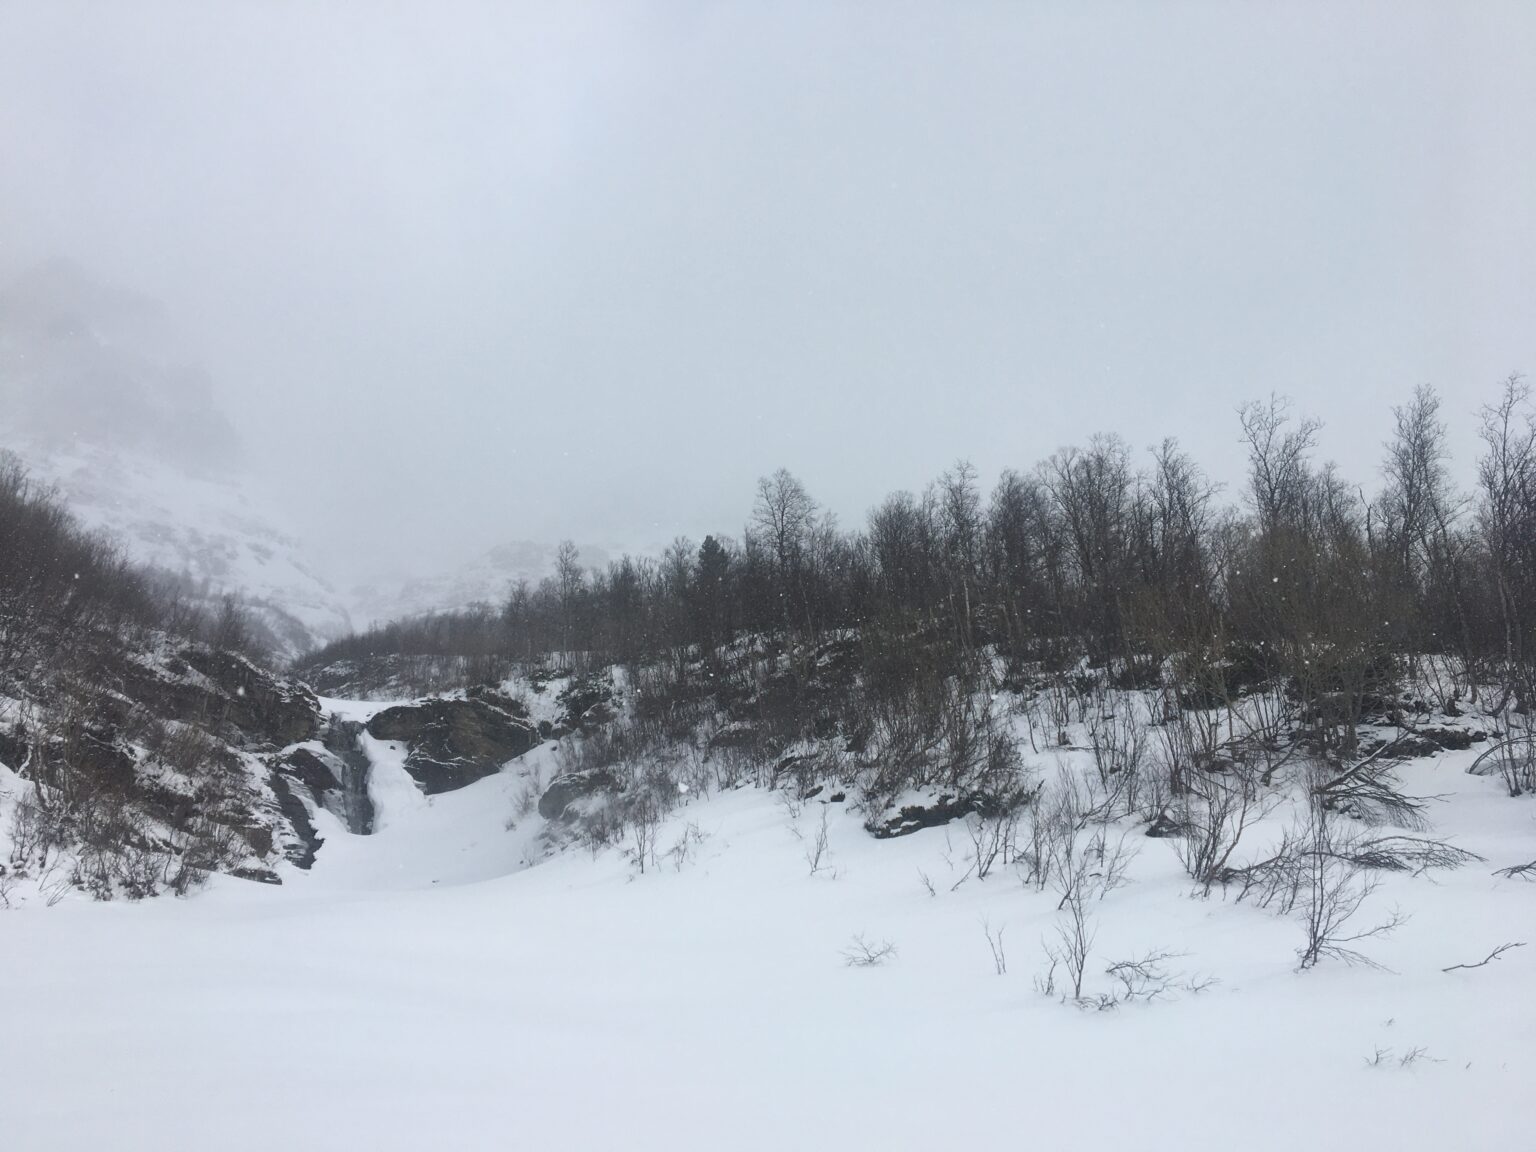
1101, 950, 1210, 1004
857, 678, 1026, 817
1174, 763, 1270, 894
1336, 835, 1480, 873
1312, 751, 1430, 828
1151, 694, 1224, 798
1295, 806, 1408, 970
1017, 771, 1104, 893
1042, 836, 1097, 998
666, 821, 709, 872
982, 917, 1007, 975
805, 806, 832, 877
965, 802, 1025, 881
1469, 735, 1536, 798
1086, 822, 1139, 895
842, 934, 898, 967
1086, 697, 1149, 817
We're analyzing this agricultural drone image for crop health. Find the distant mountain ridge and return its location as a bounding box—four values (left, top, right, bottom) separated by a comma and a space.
0, 262, 351, 656
9, 438, 355, 657
0, 261, 609, 652
350, 539, 610, 629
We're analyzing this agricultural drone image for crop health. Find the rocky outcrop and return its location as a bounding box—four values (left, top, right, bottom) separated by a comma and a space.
537, 769, 617, 820
178, 648, 319, 747
264, 717, 377, 867
322, 719, 375, 834
366, 696, 538, 795
0, 633, 334, 897
268, 772, 324, 869
557, 675, 616, 732
276, 746, 343, 797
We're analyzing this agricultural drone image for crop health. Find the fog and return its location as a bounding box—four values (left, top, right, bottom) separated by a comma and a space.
3, 1, 1534, 588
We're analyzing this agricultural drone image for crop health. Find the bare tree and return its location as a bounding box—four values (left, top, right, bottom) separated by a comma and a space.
752, 468, 818, 640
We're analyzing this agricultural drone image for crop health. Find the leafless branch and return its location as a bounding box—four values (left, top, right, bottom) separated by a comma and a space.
1441, 942, 1525, 972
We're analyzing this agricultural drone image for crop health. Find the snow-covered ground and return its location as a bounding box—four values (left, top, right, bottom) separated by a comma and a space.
2, 729, 1532, 1151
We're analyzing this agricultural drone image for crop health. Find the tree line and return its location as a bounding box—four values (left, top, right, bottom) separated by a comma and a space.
302, 379, 1536, 751
0, 451, 270, 681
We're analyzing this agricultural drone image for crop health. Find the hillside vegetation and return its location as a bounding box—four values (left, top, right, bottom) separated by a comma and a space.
299, 385, 1536, 866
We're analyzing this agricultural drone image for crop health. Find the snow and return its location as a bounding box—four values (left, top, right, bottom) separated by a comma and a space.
1, 733, 1533, 1150
9, 438, 354, 652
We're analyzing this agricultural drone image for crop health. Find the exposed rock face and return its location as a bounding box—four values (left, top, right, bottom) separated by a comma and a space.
109, 643, 319, 752
0, 631, 334, 896
299, 654, 482, 701
538, 769, 617, 820
264, 719, 376, 868
366, 697, 537, 795
276, 746, 342, 797
322, 719, 375, 835
178, 648, 320, 747
268, 773, 324, 870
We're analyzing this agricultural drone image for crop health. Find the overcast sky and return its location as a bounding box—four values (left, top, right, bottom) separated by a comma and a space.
2, 1, 1534, 583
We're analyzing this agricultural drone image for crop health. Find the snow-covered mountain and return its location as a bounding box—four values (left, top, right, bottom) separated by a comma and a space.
0, 262, 353, 656
351, 539, 609, 628
13, 439, 354, 652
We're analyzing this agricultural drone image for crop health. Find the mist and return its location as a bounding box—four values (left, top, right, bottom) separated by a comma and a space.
3, 0, 1534, 589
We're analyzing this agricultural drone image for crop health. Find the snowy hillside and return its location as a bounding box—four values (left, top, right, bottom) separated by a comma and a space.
0, 263, 353, 656
2, 668, 1533, 1151
13, 439, 353, 652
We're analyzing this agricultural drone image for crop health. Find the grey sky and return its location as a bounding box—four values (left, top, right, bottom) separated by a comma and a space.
3, 1, 1534, 584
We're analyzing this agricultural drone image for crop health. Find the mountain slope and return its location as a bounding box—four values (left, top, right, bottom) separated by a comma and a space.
0, 262, 352, 657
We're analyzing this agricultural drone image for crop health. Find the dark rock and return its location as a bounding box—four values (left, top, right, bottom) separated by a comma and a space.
179, 646, 320, 747
321, 719, 375, 834
366, 697, 538, 795
538, 768, 617, 820
1144, 810, 1186, 838
231, 866, 282, 885
579, 700, 618, 728
866, 793, 977, 839
271, 737, 376, 836
269, 773, 323, 869
1418, 726, 1486, 751
557, 676, 615, 731
276, 747, 342, 796
0, 727, 26, 770
1370, 727, 1487, 761
466, 683, 529, 718
239, 824, 275, 857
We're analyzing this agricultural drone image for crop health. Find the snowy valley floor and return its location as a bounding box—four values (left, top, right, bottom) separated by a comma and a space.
3, 734, 1534, 1151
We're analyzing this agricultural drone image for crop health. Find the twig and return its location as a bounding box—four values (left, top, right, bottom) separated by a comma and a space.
1441, 941, 1525, 972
